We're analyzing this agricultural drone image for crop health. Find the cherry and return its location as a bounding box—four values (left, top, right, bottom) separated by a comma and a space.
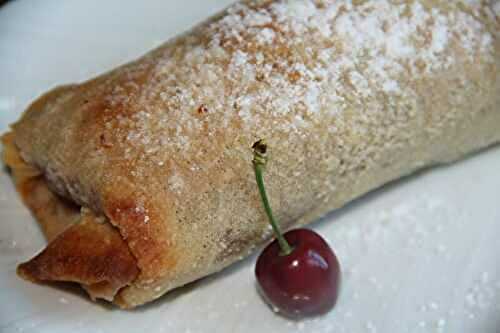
256, 229, 340, 318
252, 140, 341, 319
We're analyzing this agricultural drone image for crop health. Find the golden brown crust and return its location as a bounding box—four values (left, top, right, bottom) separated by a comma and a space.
2, 132, 76, 241
17, 209, 139, 302
3, 133, 139, 302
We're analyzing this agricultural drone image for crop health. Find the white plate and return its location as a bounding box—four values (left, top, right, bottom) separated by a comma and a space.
1, 1, 500, 332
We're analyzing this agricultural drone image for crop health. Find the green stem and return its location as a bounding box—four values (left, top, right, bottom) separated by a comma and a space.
253, 141, 293, 256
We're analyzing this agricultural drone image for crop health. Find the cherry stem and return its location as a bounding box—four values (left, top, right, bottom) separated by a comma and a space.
252, 140, 293, 256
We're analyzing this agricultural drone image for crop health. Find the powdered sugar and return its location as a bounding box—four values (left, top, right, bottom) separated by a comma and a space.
255, 27, 276, 44
167, 171, 185, 194
464, 271, 499, 316
112, 0, 494, 180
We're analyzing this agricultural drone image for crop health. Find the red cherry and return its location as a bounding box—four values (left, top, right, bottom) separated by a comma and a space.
251, 140, 342, 318
255, 228, 341, 318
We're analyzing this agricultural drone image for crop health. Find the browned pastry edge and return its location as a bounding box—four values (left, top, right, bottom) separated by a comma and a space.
2, 132, 77, 241
2, 132, 139, 303
17, 214, 139, 302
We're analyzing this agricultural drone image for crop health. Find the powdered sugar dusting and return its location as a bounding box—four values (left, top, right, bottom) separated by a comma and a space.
98, 0, 495, 195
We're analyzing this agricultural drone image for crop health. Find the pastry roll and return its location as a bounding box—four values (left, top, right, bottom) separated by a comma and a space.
3, 0, 499, 308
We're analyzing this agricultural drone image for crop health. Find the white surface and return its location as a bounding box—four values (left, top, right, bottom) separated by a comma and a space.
1, 1, 499, 332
